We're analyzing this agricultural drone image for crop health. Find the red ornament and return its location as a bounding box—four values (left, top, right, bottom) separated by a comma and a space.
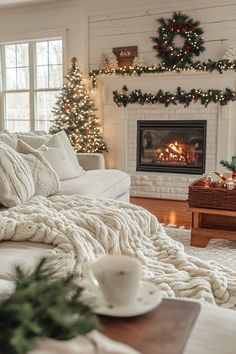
64, 103, 70, 110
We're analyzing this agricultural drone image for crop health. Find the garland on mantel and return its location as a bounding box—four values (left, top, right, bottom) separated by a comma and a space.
113, 85, 236, 107
89, 60, 236, 88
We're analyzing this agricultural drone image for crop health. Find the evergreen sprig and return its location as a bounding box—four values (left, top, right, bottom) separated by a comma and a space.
0, 259, 99, 354
220, 159, 236, 172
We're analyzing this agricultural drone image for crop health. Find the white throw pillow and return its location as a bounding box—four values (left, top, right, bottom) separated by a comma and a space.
0, 143, 35, 207
0, 132, 18, 150
50, 131, 84, 176
17, 134, 50, 149
17, 130, 84, 177
17, 140, 61, 197
38, 133, 84, 180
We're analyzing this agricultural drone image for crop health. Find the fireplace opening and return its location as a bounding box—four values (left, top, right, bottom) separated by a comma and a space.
137, 120, 207, 174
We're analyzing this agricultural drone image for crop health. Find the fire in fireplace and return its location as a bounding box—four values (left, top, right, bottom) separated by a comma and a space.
137, 120, 207, 174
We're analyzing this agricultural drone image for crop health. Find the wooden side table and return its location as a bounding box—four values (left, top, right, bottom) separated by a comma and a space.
101, 299, 200, 354
189, 207, 236, 247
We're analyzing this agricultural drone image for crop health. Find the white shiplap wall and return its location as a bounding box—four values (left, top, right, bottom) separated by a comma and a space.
88, 0, 236, 69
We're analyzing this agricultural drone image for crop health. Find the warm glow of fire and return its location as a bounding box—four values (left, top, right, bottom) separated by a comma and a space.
155, 140, 196, 165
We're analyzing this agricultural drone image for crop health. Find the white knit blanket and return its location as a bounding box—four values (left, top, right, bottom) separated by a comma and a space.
0, 195, 236, 309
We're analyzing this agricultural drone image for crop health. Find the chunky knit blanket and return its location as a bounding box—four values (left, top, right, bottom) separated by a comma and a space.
0, 195, 236, 308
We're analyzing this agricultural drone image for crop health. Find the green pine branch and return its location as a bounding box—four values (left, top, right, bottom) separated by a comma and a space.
220, 159, 236, 172
0, 258, 99, 354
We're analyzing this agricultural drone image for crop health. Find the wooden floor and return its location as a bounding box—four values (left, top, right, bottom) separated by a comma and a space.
131, 197, 192, 229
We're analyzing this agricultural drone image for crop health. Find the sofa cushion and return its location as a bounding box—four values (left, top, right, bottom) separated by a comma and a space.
58, 169, 131, 199
0, 132, 18, 150
0, 143, 35, 207
17, 140, 61, 197
54, 131, 84, 176
18, 131, 84, 178
38, 134, 82, 180
17, 134, 50, 149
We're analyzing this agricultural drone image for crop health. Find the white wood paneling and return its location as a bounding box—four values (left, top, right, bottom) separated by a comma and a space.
88, 1, 236, 70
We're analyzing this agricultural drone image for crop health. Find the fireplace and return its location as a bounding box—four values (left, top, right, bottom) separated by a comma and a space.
137, 120, 207, 174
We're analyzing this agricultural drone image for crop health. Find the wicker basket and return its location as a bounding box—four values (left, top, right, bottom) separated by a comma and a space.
189, 172, 236, 211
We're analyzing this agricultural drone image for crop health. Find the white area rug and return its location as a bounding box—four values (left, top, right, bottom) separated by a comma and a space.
165, 226, 236, 271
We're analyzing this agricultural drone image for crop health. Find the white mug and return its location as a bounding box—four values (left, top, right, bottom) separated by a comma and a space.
85, 255, 141, 307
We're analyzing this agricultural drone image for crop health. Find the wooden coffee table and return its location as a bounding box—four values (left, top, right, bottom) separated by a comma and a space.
189, 207, 236, 247
101, 299, 200, 354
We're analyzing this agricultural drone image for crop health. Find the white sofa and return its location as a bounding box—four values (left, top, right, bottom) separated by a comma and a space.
61, 153, 130, 202
0, 131, 131, 203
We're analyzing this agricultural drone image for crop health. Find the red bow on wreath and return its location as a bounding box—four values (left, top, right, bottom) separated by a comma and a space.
170, 22, 195, 32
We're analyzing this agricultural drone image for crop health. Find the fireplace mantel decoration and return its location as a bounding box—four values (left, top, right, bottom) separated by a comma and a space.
113, 86, 236, 107
89, 60, 236, 88
151, 12, 205, 67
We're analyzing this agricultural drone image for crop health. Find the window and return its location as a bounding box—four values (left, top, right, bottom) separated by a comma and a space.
1, 39, 63, 132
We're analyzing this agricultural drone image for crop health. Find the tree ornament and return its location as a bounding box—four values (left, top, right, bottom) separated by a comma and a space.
151, 12, 205, 67
64, 103, 70, 110
222, 45, 236, 61
50, 57, 108, 153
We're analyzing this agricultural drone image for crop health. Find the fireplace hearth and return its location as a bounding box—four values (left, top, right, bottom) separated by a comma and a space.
137, 120, 207, 174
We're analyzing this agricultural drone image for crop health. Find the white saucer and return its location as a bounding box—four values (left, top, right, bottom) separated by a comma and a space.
81, 281, 163, 317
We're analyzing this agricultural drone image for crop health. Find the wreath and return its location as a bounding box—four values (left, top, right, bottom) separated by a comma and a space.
152, 12, 205, 67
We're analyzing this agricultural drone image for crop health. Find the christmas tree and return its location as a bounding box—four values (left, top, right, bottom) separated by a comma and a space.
50, 57, 108, 153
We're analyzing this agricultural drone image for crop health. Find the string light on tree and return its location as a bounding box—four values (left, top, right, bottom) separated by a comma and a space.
50, 57, 108, 153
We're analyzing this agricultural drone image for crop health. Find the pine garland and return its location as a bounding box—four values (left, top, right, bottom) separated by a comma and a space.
89, 60, 236, 88
0, 259, 99, 354
113, 86, 236, 107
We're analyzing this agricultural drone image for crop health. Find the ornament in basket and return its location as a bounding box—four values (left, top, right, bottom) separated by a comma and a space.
189, 171, 236, 211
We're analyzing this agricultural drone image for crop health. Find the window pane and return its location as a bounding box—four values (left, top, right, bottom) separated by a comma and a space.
49, 65, 62, 88
5, 92, 30, 128
36, 41, 48, 65
49, 40, 62, 64
37, 65, 48, 88
6, 68, 17, 90
5, 45, 16, 68
35, 91, 58, 130
17, 43, 28, 67
6, 120, 30, 132
17, 67, 29, 89
36, 120, 51, 131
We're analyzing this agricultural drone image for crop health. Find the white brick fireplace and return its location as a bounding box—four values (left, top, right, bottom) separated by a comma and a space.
98, 72, 236, 200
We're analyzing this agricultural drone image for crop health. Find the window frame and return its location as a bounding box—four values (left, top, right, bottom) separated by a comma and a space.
0, 29, 67, 132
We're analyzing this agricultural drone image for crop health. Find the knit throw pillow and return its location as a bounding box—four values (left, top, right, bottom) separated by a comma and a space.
0, 143, 35, 207
17, 139, 61, 197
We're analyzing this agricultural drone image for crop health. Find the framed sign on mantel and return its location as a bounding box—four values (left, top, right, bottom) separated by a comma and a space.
113, 46, 137, 67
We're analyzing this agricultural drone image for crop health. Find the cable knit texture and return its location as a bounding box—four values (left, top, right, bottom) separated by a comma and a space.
17, 139, 61, 197
0, 143, 35, 207
0, 194, 236, 308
